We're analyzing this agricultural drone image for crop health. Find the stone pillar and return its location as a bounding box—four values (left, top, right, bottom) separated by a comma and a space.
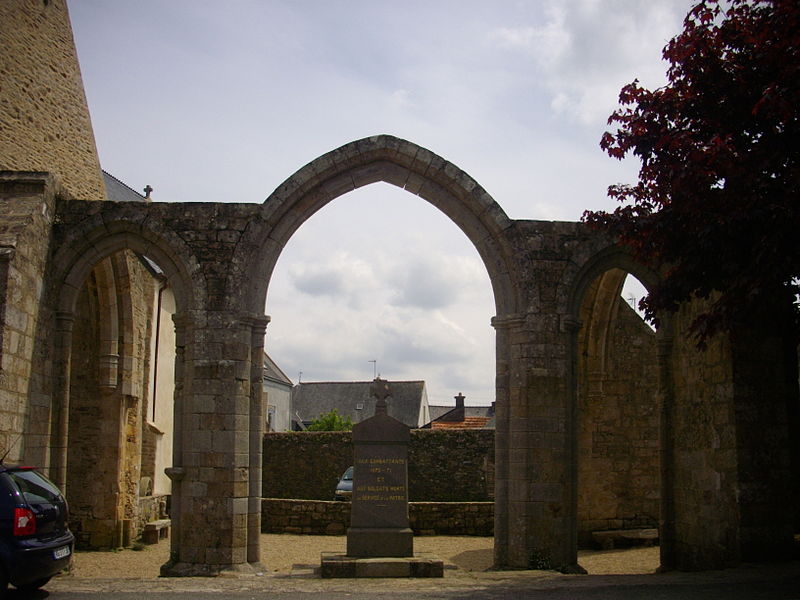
562, 316, 582, 573
164, 313, 188, 571
51, 310, 74, 491
493, 310, 582, 573
490, 313, 525, 569
162, 310, 260, 576
245, 314, 269, 567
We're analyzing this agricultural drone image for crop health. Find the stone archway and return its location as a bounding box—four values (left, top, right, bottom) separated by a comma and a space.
47, 219, 199, 553
233, 135, 528, 568
563, 246, 672, 568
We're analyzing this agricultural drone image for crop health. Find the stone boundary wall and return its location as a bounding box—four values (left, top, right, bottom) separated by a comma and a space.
263, 429, 494, 502
261, 499, 493, 536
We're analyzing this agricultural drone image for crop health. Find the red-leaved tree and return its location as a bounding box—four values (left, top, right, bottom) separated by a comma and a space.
583, 0, 799, 345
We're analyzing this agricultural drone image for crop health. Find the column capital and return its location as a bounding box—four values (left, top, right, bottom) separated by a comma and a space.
238, 313, 271, 332
491, 313, 526, 330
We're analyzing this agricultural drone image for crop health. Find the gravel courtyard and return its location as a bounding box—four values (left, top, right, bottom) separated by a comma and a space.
68, 534, 660, 578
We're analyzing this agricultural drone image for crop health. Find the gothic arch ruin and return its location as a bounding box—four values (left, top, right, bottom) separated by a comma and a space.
2, 0, 797, 577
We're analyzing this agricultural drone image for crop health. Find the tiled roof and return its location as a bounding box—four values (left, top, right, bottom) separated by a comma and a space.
431, 416, 491, 429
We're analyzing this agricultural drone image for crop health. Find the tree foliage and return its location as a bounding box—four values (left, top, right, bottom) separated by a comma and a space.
306, 409, 354, 431
583, 0, 799, 345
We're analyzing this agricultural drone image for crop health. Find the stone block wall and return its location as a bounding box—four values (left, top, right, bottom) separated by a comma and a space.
0, 0, 106, 200
670, 298, 741, 569
0, 176, 56, 467
577, 285, 659, 546
262, 429, 494, 502
261, 499, 493, 536
728, 311, 796, 560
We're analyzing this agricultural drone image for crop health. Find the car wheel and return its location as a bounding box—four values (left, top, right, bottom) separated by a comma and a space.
16, 576, 51, 592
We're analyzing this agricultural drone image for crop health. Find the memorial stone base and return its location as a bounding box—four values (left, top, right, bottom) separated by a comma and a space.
346, 527, 413, 557
320, 552, 444, 578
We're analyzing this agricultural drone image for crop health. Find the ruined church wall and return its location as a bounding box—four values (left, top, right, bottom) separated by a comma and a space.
0, 177, 56, 466
669, 298, 741, 569
578, 300, 659, 546
66, 251, 156, 548
728, 313, 796, 559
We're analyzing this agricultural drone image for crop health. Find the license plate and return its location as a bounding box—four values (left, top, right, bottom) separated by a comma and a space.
53, 545, 71, 560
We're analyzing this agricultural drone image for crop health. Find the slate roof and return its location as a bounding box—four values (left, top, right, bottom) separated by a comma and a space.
291, 380, 429, 429
103, 170, 147, 202
263, 352, 292, 387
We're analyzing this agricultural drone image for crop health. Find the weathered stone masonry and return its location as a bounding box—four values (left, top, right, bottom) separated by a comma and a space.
1, 0, 797, 577
4, 135, 790, 575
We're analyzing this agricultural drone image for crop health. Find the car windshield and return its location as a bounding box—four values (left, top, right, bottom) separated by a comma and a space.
9, 469, 61, 504
341, 466, 353, 481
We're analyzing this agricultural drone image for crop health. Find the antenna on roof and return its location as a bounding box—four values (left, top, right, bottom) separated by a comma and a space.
368, 360, 377, 379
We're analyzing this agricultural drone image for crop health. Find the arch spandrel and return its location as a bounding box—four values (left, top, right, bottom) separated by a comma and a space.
240, 134, 521, 318
561, 238, 664, 325
52, 206, 203, 316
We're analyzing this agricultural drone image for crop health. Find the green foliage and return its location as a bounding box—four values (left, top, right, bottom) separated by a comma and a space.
584, 0, 800, 346
306, 409, 353, 431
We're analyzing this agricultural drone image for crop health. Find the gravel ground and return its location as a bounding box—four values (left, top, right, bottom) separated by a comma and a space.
68, 534, 660, 578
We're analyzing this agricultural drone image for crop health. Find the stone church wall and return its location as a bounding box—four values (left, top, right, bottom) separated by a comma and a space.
0, 176, 56, 466
578, 296, 659, 546
0, 0, 106, 200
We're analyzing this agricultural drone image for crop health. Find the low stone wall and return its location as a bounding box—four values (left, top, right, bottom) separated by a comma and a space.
262, 498, 493, 536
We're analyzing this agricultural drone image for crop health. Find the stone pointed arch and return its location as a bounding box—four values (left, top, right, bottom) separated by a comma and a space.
52, 218, 201, 318
237, 135, 521, 318
46, 214, 202, 549
561, 238, 676, 571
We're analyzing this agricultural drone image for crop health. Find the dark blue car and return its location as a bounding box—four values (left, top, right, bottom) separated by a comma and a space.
334, 466, 353, 501
0, 464, 74, 594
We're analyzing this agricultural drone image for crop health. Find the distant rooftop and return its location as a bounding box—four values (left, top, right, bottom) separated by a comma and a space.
292, 380, 428, 429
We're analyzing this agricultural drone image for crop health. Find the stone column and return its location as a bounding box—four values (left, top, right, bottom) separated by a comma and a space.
162, 309, 259, 576
244, 314, 269, 567
562, 315, 583, 573
163, 313, 189, 572
51, 310, 74, 491
490, 313, 525, 569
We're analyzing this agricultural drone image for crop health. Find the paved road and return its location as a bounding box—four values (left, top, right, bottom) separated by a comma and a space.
21, 560, 800, 600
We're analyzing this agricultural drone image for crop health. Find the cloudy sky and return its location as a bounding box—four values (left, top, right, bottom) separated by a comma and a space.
69, 0, 693, 406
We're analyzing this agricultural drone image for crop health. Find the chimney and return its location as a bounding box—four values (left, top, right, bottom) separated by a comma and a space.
453, 392, 465, 421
